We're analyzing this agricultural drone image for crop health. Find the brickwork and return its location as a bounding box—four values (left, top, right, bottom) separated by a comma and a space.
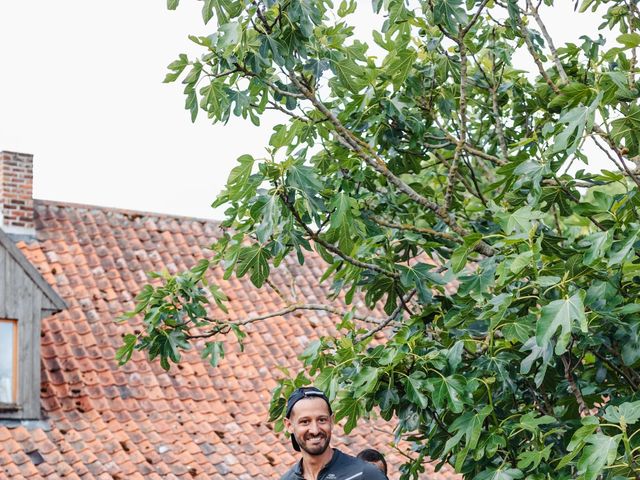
0, 151, 35, 235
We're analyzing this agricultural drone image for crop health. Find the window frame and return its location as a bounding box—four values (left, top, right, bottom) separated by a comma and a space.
0, 318, 18, 406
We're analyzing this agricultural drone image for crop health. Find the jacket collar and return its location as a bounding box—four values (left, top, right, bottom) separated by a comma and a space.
293, 448, 340, 478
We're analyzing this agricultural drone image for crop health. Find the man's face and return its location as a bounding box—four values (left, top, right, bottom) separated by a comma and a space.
284, 397, 332, 456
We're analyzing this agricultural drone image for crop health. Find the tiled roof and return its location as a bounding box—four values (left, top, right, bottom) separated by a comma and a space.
0, 200, 459, 479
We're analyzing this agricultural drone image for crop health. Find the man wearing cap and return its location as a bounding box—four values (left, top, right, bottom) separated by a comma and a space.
281, 386, 387, 480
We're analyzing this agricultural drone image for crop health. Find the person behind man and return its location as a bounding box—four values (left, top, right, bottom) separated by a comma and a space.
281, 386, 387, 480
356, 449, 388, 478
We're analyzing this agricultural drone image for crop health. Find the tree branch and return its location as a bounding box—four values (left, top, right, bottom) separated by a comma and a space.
186, 303, 387, 339
279, 191, 400, 278
264, 100, 308, 121
370, 216, 459, 244
265, 277, 288, 302
591, 133, 627, 172
490, 83, 509, 160
444, 31, 468, 211
526, 0, 569, 84
205, 68, 241, 80
438, 130, 507, 166
603, 342, 640, 385
592, 349, 638, 391
550, 173, 607, 231
356, 290, 417, 343
626, 0, 638, 87
236, 64, 306, 99
480, 32, 510, 160
592, 126, 640, 189
251, 0, 272, 34
515, 14, 560, 93
437, 152, 488, 208
461, 0, 490, 36
561, 353, 590, 417
462, 154, 489, 208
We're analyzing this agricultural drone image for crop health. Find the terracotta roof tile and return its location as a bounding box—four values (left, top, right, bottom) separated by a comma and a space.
0, 200, 457, 479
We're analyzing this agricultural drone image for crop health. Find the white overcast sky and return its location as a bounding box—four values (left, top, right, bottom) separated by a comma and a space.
0, 1, 606, 220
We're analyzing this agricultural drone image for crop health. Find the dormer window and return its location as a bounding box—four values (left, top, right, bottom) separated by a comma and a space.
0, 224, 65, 420
0, 319, 18, 404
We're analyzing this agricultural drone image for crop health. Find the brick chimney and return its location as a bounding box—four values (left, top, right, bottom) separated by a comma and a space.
0, 151, 35, 240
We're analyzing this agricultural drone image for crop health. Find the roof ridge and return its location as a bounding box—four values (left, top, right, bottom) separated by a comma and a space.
34, 198, 221, 225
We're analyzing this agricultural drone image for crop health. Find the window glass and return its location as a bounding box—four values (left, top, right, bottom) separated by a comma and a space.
0, 321, 16, 403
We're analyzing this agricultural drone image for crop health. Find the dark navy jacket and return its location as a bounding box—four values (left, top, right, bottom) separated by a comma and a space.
280, 449, 388, 480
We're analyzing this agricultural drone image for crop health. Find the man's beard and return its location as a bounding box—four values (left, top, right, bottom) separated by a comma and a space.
297, 432, 331, 456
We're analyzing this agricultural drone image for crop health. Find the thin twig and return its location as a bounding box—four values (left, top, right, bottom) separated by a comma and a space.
461, 0, 490, 36
423, 142, 452, 150
551, 173, 607, 231
490, 84, 509, 160
463, 142, 507, 166
542, 178, 605, 188
426, 405, 452, 436
437, 152, 488, 207
462, 155, 488, 207
236, 64, 306, 99
265, 100, 308, 121
356, 290, 417, 343
444, 31, 468, 211
526, 0, 569, 84
593, 350, 638, 391
515, 14, 560, 93
552, 205, 563, 236
591, 134, 626, 172
603, 342, 640, 385
441, 131, 507, 166
279, 191, 399, 278
187, 303, 387, 339
396, 286, 415, 316
205, 68, 241, 80
265, 277, 289, 303
593, 125, 640, 189
370, 216, 459, 243
287, 268, 299, 303
251, 0, 272, 33
483, 29, 510, 160
626, 0, 638, 87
